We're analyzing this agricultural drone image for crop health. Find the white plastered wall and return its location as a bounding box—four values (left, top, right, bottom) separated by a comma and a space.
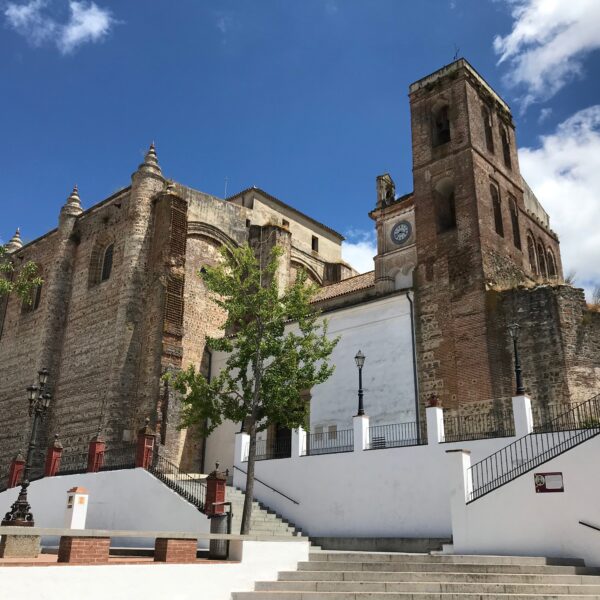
206, 293, 417, 473
0, 468, 210, 548
450, 435, 600, 566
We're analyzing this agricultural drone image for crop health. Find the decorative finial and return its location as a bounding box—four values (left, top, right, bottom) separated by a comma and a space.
5, 228, 23, 252
61, 184, 83, 217
136, 142, 162, 177
165, 180, 176, 194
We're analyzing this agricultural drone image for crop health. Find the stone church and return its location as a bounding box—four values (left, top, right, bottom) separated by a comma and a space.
1, 58, 599, 475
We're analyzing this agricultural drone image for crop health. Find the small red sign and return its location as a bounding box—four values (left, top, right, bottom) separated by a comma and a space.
534, 472, 564, 493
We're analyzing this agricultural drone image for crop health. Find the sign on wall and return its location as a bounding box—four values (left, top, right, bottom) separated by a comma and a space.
534, 472, 564, 493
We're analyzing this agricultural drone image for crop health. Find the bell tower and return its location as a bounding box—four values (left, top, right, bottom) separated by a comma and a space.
409, 59, 562, 414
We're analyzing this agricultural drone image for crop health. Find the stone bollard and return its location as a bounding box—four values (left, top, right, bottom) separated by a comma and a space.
64, 487, 89, 529
87, 435, 105, 473
136, 418, 156, 469
7, 452, 25, 488
44, 434, 63, 477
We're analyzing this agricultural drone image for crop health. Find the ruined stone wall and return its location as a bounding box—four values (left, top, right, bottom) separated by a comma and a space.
0, 231, 59, 475
49, 190, 134, 451
487, 285, 600, 414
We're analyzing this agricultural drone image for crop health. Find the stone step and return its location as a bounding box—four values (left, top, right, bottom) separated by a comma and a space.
278, 570, 600, 584
308, 552, 584, 566
254, 580, 600, 594
233, 593, 597, 599
297, 561, 600, 575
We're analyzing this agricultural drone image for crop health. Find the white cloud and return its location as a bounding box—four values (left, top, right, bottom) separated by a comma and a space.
342, 229, 376, 274
59, 1, 114, 54
5, 0, 56, 46
538, 107, 552, 124
494, 0, 600, 108
519, 106, 600, 299
4, 0, 115, 54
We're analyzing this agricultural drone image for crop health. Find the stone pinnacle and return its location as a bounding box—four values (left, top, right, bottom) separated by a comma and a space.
5, 228, 23, 252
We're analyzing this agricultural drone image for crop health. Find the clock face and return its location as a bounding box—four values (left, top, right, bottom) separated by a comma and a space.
390, 220, 412, 245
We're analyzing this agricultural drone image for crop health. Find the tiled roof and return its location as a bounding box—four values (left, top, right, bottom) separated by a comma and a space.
226, 186, 345, 240
312, 271, 375, 303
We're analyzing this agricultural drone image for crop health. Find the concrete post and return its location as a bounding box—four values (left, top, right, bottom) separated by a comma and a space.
64, 486, 89, 529
512, 395, 534, 438
291, 427, 306, 458
136, 418, 156, 468
7, 452, 25, 488
44, 434, 63, 477
446, 449, 472, 550
426, 406, 445, 444
87, 435, 105, 473
353, 414, 370, 452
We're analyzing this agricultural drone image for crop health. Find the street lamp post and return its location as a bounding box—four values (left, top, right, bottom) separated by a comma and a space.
507, 324, 525, 396
2, 369, 52, 527
354, 350, 366, 416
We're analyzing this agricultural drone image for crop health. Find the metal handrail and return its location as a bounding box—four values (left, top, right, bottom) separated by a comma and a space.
579, 520, 600, 533
148, 449, 207, 512
468, 394, 600, 503
232, 465, 299, 505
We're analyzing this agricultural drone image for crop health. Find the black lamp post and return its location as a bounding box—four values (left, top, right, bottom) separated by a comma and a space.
507, 324, 525, 396
354, 350, 366, 416
2, 369, 52, 527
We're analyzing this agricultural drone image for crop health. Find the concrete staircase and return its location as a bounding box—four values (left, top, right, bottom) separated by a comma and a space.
233, 550, 600, 599
227, 485, 306, 538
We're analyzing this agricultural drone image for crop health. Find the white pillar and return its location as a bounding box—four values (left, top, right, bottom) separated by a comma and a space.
512, 395, 533, 438
64, 486, 89, 529
446, 449, 472, 551
233, 432, 250, 490
291, 427, 306, 459
426, 406, 445, 444
353, 414, 370, 452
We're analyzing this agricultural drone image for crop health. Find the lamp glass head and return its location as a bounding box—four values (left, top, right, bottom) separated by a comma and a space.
38, 368, 49, 386
354, 350, 366, 369
27, 385, 38, 402
507, 323, 521, 340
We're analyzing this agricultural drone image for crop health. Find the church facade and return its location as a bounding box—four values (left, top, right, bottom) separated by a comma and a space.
1, 59, 599, 476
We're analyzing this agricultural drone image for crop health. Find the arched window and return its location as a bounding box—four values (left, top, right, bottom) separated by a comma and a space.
537, 240, 547, 278
101, 243, 114, 282
22, 283, 42, 314
481, 106, 494, 153
434, 178, 456, 233
490, 183, 504, 237
509, 196, 521, 250
500, 125, 511, 169
547, 249, 557, 279
527, 234, 538, 276
432, 104, 451, 147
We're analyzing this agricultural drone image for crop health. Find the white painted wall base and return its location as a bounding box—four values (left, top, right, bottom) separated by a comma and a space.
0, 540, 309, 600
449, 434, 600, 566
0, 469, 210, 548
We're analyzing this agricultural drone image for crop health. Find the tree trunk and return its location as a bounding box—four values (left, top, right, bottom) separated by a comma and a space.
240, 418, 256, 534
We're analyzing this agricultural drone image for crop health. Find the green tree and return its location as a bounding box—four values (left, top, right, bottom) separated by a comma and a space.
0, 245, 42, 303
168, 243, 339, 534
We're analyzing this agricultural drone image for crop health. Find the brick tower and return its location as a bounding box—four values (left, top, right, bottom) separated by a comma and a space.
409, 59, 562, 414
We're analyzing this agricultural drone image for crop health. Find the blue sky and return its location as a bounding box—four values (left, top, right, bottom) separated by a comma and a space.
1, 0, 599, 294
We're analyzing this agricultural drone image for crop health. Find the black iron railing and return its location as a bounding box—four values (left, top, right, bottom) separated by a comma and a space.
302, 429, 354, 456
56, 451, 89, 475
367, 422, 426, 449
147, 449, 206, 512
532, 402, 597, 433
100, 444, 137, 471
468, 394, 600, 502
251, 437, 292, 461
443, 410, 515, 443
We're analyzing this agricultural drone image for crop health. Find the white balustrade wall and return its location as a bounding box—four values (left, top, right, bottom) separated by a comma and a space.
233, 397, 600, 564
